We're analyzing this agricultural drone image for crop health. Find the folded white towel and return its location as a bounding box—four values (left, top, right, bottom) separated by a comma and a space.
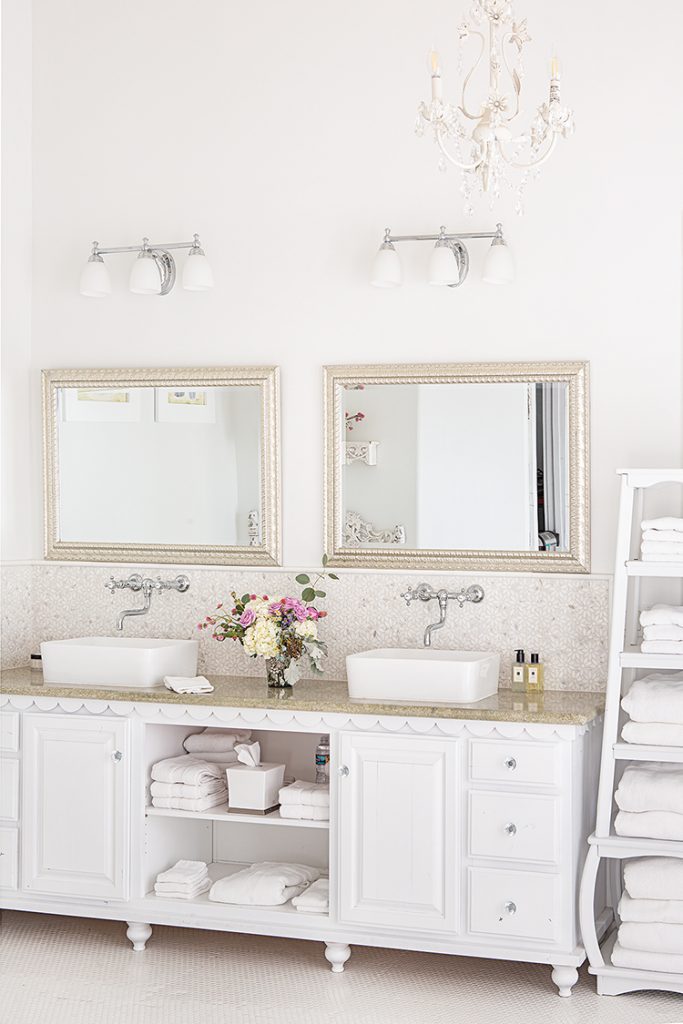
615, 763, 683, 815
183, 728, 251, 754
279, 804, 330, 821
641, 540, 683, 556
152, 789, 227, 812
164, 675, 214, 695
181, 750, 238, 764
622, 674, 683, 724
292, 878, 329, 913
279, 780, 330, 808
156, 859, 209, 885
624, 857, 683, 901
611, 941, 683, 974
643, 624, 683, 642
641, 551, 683, 563
154, 879, 211, 899
150, 779, 225, 799
643, 529, 683, 543
641, 606, 683, 628
641, 639, 683, 654
618, 921, 683, 955
151, 754, 232, 786
621, 720, 683, 746
208, 862, 321, 906
615, 809, 683, 842
642, 517, 683, 533
619, 893, 683, 925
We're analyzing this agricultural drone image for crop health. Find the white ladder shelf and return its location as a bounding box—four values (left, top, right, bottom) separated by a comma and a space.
579, 468, 683, 996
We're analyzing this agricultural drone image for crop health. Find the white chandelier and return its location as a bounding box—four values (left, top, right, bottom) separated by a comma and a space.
416, 0, 574, 214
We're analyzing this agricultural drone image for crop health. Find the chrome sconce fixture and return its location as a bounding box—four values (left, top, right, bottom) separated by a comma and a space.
79, 233, 214, 297
371, 222, 514, 288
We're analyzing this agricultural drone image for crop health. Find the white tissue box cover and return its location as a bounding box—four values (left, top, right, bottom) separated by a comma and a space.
226, 763, 286, 811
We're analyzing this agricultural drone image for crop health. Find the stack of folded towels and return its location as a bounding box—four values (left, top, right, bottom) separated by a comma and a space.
209, 862, 321, 906
621, 673, 683, 746
612, 857, 683, 974
640, 604, 683, 656
150, 729, 251, 811
154, 860, 210, 899
614, 762, 683, 841
278, 780, 330, 821
640, 517, 683, 563
292, 878, 329, 914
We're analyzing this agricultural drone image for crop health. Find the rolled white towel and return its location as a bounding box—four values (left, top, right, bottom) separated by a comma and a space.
622, 674, 683, 724
279, 804, 330, 821
621, 720, 683, 746
618, 921, 683, 955
615, 809, 683, 842
183, 751, 238, 764
643, 529, 683, 543
152, 789, 227, 812
641, 606, 683, 628
641, 639, 683, 654
150, 779, 225, 799
641, 540, 683, 556
151, 754, 232, 786
643, 624, 683, 642
611, 941, 683, 975
615, 763, 683, 815
292, 878, 329, 913
619, 892, 683, 925
156, 859, 208, 885
183, 728, 251, 754
209, 862, 320, 906
279, 780, 330, 808
642, 517, 683, 533
624, 857, 683, 901
164, 675, 214, 695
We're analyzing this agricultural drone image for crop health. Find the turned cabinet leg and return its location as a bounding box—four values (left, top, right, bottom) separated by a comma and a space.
324, 942, 351, 973
551, 965, 578, 997
126, 922, 152, 952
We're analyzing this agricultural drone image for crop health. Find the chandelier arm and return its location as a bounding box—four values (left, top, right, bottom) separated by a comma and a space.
458, 31, 486, 120
500, 32, 521, 123
498, 132, 557, 171
437, 132, 485, 172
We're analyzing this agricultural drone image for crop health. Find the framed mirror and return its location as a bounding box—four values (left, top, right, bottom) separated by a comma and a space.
43, 367, 281, 565
324, 361, 589, 572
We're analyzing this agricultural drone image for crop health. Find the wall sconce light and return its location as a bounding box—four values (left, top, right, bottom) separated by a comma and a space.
370, 223, 514, 288
79, 234, 214, 297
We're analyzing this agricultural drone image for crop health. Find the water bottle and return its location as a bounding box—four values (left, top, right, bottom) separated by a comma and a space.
315, 735, 330, 784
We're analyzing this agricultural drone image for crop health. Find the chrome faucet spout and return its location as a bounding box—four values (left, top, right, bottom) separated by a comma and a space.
400, 581, 485, 648
424, 590, 449, 647
116, 581, 153, 631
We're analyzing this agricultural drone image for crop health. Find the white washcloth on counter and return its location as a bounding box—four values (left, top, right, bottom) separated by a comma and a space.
615, 809, 683, 842
641, 606, 683, 628
642, 517, 683, 533
643, 624, 683, 641
624, 857, 683, 901
156, 859, 208, 885
622, 675, 683, 724
183, 728, 251, 753
611, 941, 683, 974
151, 754, 232, 786
643, 529, 683, 543
150, 779, 225, 799
622, 720, 683, 746
152, 789, 227, 812
154, 879, 211, 899
292, 878, 329, 913
279, 780, 330, 808
209, 862, 320, 906
164, 675, 214, 695
618, 921, 683, 955
641, 551, 683, 563
615, 763, 683, 814
619, 893, 683, 925
641, 540, 683, 556
280, 805, 330, 821
641, 639, 683, 654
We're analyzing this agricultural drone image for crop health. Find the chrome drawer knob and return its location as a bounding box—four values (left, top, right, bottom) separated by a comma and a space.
338, 764, 350, 777
504, 822, 517, 836
111, 750, 123, 763
504, 901, 517, 916
504, 756, 517, 771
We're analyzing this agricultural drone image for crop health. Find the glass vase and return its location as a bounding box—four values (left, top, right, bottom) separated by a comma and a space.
265, 655, 292, 689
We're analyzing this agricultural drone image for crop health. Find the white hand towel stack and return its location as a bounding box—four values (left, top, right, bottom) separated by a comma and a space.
614, 762, 683, 841
278, 780, 330, 821
612, 857, 683, 974
164, 675, 214, 695
154, 859, 210, 899
150, 754, 233, 810
639, 604, 683, 655
292, 877, 329, 914
208, 862, 321, 906
621, 672, 683, 746
640, 517, 683, 564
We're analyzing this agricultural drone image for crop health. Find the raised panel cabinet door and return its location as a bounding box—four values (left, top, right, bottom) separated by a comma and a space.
338, 732, 456, 931
22, 714, 130, 900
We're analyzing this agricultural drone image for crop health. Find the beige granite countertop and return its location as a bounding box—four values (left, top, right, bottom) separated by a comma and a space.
0, 667, 604, 725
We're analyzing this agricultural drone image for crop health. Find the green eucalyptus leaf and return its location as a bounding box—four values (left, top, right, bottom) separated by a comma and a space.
315, 590, 326, 598
241, 594, 251, 605
295, 574, 310, 585
322, 553, 329, 566
328, 573, 339, 581
302, 587, 316, 602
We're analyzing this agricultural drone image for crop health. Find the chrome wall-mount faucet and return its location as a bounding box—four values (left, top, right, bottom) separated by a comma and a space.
105, 573, 190, 632
401, 582, 485, 647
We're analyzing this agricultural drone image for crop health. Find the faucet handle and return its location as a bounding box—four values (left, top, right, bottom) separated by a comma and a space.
400, 587, 416, 606
105, 576, 118, 594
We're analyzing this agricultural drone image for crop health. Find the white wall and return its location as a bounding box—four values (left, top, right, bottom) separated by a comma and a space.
3, 0, 683, 573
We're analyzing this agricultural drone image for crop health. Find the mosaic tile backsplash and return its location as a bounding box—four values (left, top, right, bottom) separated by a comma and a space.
0, 563, 609, 691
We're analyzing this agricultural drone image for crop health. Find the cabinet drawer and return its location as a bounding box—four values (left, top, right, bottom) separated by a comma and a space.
0, 711, 19, 752
468, 867, 560, 943
469, 791, 559, 864
469, 739, 559, 787
0, 759, 19, 820
0, 827, 18, 890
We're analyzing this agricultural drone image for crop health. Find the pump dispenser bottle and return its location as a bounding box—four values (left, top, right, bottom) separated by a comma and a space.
526, 653, 545, 694
511, 650, 526, 693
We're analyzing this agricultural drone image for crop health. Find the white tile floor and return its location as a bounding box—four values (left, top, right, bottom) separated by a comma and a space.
2, 911, 681, 1024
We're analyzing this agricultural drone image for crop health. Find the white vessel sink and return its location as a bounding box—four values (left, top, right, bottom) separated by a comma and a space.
346, 648, 500, 704
40, 637, 199, 689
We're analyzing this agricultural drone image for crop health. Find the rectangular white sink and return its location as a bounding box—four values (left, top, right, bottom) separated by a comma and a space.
40, 637, 199, 689
346, 648, 500, 704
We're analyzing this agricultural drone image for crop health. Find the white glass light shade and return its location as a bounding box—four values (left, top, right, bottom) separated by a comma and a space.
129, 252, 162, 294
482, 239, 515, 284
182, 251, 214, 291
79, 257, 111, 297
428, 243, 459, 286
370, 243, 402, 288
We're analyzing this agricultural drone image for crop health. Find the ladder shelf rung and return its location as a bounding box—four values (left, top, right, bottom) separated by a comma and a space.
613, 742, 683, 763
626, 560, 683, 578
620, 646, 683, 669
588, 833, 683, 859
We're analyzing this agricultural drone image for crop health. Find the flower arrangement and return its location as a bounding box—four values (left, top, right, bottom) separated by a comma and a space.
198, 559, 338, 687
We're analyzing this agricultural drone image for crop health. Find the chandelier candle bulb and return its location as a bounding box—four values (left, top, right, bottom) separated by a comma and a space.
429, 49, 443, 100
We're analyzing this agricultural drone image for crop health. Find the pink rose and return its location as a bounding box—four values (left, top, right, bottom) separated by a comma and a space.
240, 608, 256, 626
